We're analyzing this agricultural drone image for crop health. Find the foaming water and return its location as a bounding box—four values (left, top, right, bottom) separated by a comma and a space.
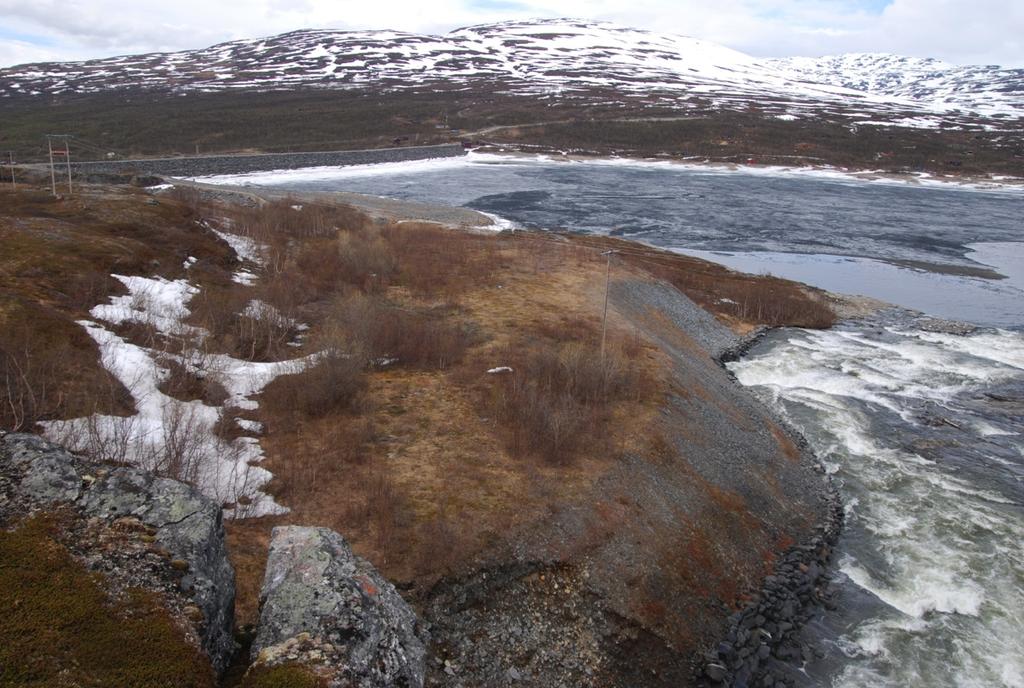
730, 317, 1024, 688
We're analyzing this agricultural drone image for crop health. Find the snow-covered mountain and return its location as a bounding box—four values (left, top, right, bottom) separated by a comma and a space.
772, 53, 1024, 121
2, 19, 1021, 130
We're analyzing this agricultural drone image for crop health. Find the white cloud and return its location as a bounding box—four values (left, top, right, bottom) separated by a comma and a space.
0, 0, 1020, 68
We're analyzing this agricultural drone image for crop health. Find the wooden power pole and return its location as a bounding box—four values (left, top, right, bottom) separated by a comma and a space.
600, 249, 617, 366
47, 136, 56, 196
65, 138, 72, 195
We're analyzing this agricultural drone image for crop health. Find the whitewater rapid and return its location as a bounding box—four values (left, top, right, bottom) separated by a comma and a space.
729, 316, 1024, 687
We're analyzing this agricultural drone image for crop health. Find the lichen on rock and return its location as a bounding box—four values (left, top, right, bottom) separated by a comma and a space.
0, 431, 236, 675
251, 525, 428, 688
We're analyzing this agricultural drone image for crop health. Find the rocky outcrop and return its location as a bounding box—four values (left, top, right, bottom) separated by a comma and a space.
251, 525, 428, 688
0, 431, 236, 675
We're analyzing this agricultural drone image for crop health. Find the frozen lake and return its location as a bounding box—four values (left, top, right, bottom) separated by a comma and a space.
203, 153, 1024, 328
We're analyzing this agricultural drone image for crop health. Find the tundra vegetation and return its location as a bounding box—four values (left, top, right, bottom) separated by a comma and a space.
1, 89, 1020, 176
0, 175, 835, 681
0, 516, 218, 687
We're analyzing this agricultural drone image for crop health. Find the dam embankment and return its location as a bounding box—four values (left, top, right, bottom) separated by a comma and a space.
63, 143, 465, 178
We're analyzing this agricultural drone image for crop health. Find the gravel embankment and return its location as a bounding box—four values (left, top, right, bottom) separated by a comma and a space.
609, 278, 740, 359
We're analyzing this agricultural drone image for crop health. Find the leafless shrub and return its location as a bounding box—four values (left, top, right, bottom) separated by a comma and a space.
262, 350, 366, 420
166, 185, 208, 220
156, 403, 209, 484
156, 358, 229, 406
487, 342, 642, 464
189, 288, 297, 361
235, 301, 297, 361
412, 510, 470, 577
335, 228, 398, 291
324, 294, 470, 370
53, 412, 138, 466
219, 199, 367, 246
342, 471, 402, 553
1, 323, 65, 431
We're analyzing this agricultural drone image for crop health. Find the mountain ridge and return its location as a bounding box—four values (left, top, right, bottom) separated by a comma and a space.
3, 18, 1021, 130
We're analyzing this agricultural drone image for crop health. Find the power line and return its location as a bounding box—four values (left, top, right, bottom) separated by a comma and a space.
45, 134, 73, 196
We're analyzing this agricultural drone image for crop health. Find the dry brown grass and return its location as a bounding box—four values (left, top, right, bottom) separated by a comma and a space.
0, 183, 233, 430
225, 217, 670, 595
226, 231, 653, 595
4, 181, 830, 644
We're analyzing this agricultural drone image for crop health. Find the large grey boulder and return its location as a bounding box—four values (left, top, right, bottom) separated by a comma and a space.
0, 432, 236, 675
252, 525, 428, 688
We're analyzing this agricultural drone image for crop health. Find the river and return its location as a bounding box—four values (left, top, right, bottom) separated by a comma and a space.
202, 152, 1024, 687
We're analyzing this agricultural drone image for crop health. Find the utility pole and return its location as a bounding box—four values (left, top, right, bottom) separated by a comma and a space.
65, 137, 72, 195
47, 136, 57, 196
600, 249, 617, 366
46, 134, 73, 195
7, 151, 14, 190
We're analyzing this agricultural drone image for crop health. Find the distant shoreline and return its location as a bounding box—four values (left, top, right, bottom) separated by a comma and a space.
190, 147, 1024, 195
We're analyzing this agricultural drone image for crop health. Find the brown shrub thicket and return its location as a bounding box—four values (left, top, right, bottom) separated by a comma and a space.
262, 352, 366, 420
380, 223, 512, 297
324, 294, 471, 371
657, 268, 836, 328
189, 287, 297, 362
726, 281, 836, 329
166, 185, 208, 221
156, 358, 229, 406
0, 322, 65, 431
488, 341, 644, 464
562, 236, 837, 329
226, 199, 362, 244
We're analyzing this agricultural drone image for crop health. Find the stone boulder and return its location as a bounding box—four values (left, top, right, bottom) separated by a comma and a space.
251, 525, 428, 688
0, 432, 236, 675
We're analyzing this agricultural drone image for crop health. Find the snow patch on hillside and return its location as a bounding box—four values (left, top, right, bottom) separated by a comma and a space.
41, 239, 316, 518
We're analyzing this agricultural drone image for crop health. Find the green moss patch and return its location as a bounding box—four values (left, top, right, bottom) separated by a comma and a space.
0, 516, 216, 687
239, 663, 327, 688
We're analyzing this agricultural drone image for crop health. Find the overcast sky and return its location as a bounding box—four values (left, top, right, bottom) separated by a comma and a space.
1, 0, 1021, 69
